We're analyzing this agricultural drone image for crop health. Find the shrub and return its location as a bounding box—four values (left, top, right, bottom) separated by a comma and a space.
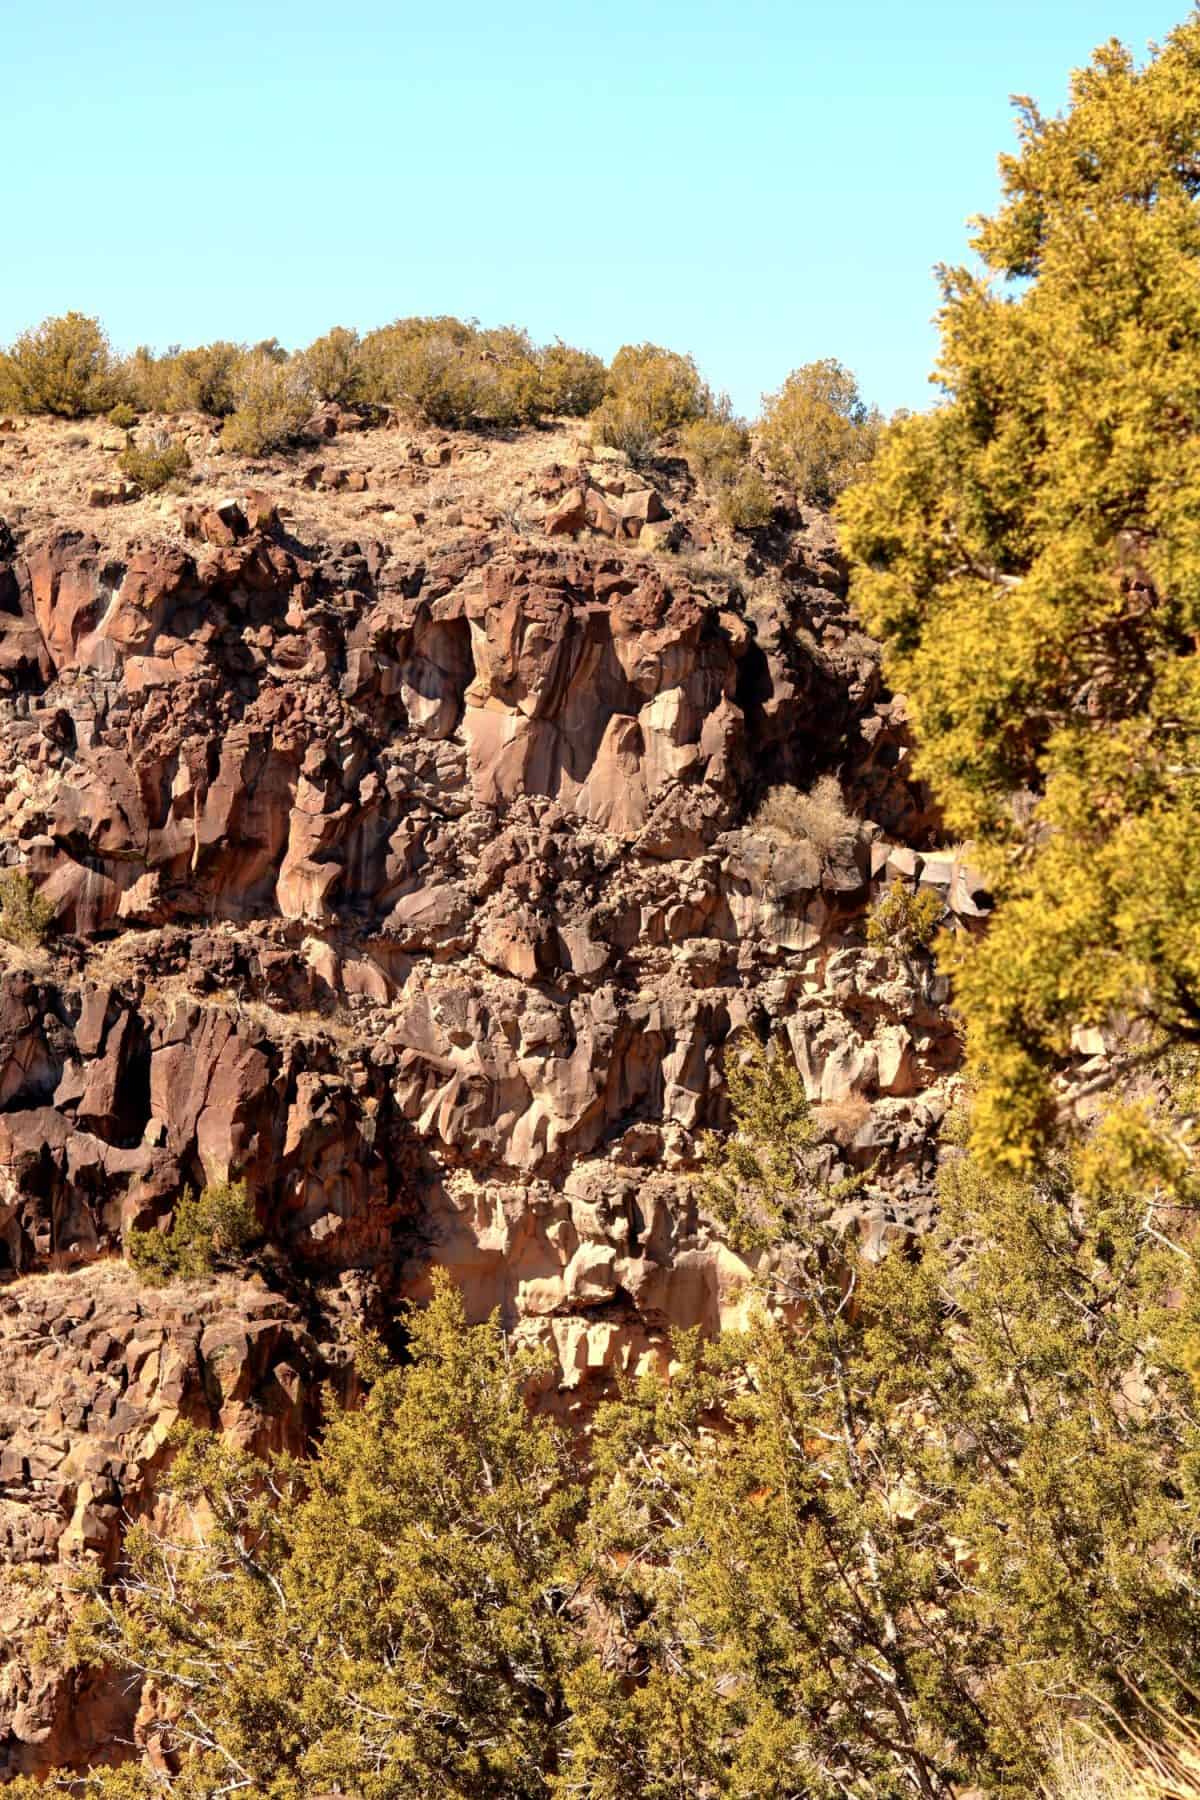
1048, 1722, 1200, 1800
592, 341, 718, 464
538, 340, 607, 417
127, 1178, 260, 1286
77, 1272, 583, 1794
606, 342, 713, 430
359, 316, 486, 426
866, 878, 944, 954
472, 324, 549, 427
106, 401, 137, 429
360, 317, 587, 431
298, 325, 363, 404
759, 356, 881, 501
588, 395, 659, 466
222, 353, 312, 455
117, 429, 191, 493
839, 18, 1200, 1175
125, 341, 247, 417
679, 415, 750, 482
717, 467, 774, 530
164, 341, 245, 416
0, 870, 54, 948
753, 773, 857, 851
0, 312, 122, 418
120, 345, 170, 413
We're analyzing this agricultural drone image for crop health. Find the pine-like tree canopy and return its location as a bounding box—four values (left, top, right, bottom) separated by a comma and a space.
842, 17, 1200, 1165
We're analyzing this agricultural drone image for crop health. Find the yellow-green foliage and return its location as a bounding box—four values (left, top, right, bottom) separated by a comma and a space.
117, 430, 191, 493
840, 19, 1200, 1169
360, 314, 486, 425
105, 400, 137, 430
77, 1272, 585, 1797
680, 414, 750, 481
126, 1178, 259, 1285
0, 870, 54, 948
606, 342, 714, 430
221, 352, 312, 455
297, 323, 363, 403
537, 339, 607, 417
717, 466, 774, 530
759, 356, 881, 501
124, 339, 245, 416
0, 312, 122, 418
591, 341, 716, 463
357, 316, 605, 430
679, 416, 773, 529
866, 877, 944, 953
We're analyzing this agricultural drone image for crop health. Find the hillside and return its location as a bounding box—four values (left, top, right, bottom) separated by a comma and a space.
0, 405, 977, 1775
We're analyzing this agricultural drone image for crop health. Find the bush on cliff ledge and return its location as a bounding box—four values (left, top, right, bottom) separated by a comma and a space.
127, 1178, 260, 1285
0, 870, 55, 949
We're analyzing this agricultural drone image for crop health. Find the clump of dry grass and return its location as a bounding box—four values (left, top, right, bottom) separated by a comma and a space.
753, 773, 858, 852
813, 1094, 872, 1147
1046, 1716, 1200, 1799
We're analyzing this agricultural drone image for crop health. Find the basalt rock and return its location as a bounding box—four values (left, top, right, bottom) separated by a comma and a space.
0, 419, 965, 1773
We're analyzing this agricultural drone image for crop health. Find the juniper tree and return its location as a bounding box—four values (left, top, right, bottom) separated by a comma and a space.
841, 18, 1200, 1171
72, 1272, 586, 1800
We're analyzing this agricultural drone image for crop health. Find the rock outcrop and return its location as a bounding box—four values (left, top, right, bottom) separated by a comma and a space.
0, 414, 968, 1770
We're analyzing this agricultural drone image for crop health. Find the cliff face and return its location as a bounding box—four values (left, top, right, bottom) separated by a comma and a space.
0, 411, 970, 1773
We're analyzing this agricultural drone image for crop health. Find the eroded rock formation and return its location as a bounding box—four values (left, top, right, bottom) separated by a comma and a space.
0, 414, 970, 1771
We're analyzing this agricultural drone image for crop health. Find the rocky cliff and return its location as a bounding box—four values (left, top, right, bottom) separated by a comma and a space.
0, 409, 974, 1774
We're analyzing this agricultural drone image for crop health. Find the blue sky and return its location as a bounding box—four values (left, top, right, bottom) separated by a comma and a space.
3, 0, 1187, 416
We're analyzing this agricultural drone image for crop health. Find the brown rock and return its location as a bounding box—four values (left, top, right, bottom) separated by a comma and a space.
544, 489, 587, 536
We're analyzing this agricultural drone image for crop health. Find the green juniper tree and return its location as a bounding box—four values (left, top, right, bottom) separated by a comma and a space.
841, 15, 1200, 1172
69, 1273, 586, 1800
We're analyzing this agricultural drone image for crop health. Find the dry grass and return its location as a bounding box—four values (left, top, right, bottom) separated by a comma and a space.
0, 411, 587, 560
813, 1094, 872, 1147
1046, 1717, 1200, 1799
753, 774, 858, 852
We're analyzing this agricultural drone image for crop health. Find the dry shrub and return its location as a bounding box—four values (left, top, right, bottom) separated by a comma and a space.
222, 354, 312, 455
1046, 1719, 1200, 1799
680, 416, 749, 481
754, 774, 857, 852
717, 468, 774, 530
814, 1093, 872, 1147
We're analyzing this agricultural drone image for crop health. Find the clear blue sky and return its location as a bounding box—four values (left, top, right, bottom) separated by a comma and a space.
4, 0, 1188, 417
